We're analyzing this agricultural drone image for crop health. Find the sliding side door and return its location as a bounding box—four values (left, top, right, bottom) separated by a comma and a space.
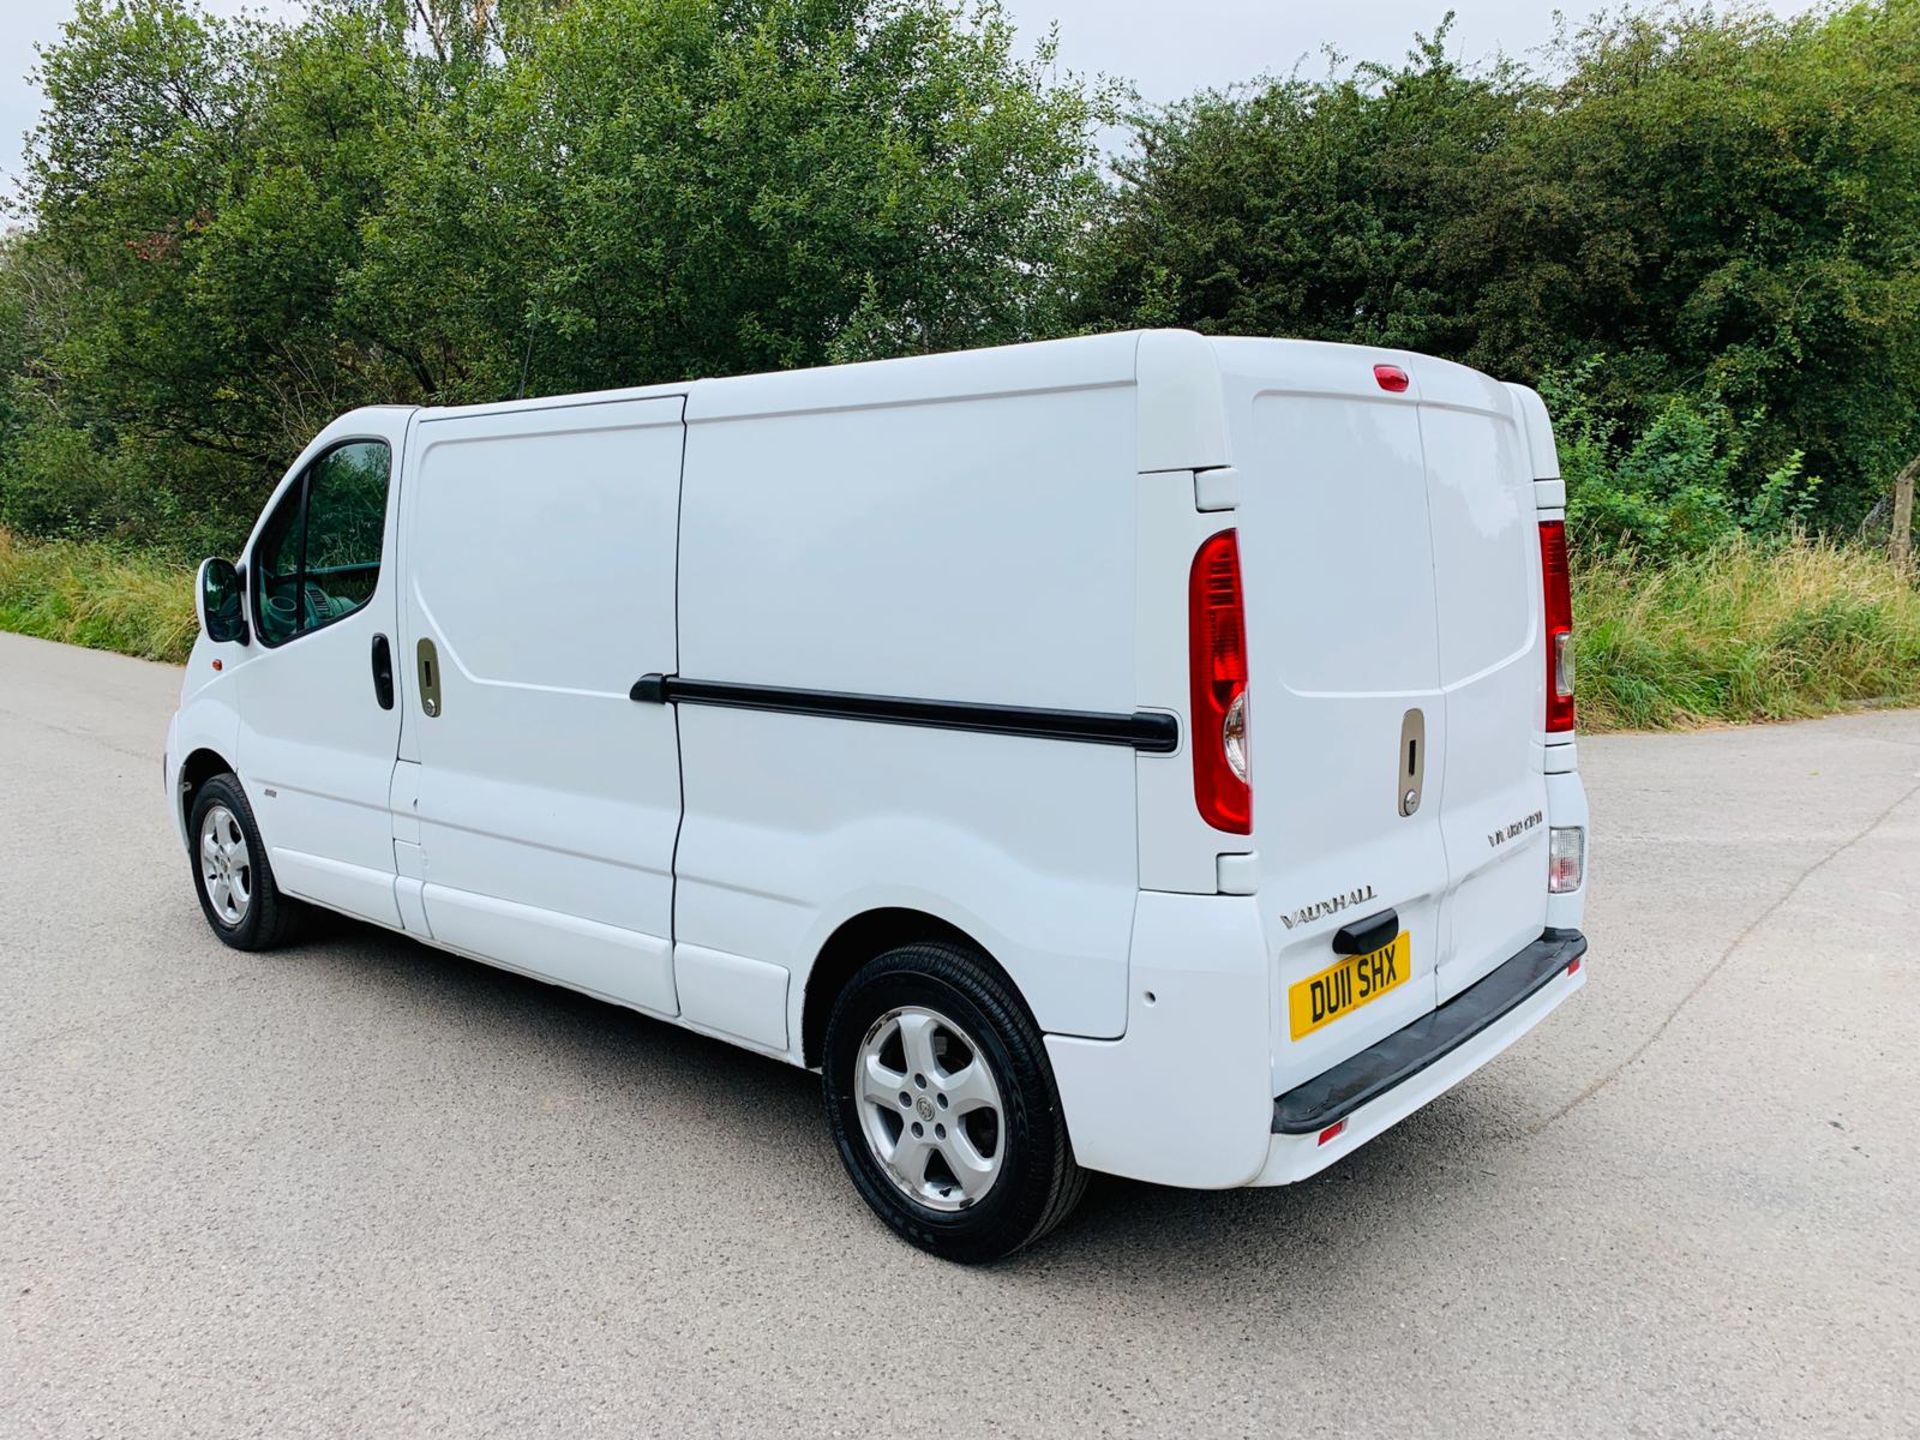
398, 396, 686, 1015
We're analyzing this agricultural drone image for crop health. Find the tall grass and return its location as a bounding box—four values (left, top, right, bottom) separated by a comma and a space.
4, 528, 1919, 730
0, 528, 198, 663
1574, 538, 1920, 730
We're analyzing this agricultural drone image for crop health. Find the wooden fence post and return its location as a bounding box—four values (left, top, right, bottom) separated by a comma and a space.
1894, 452, 1918, 572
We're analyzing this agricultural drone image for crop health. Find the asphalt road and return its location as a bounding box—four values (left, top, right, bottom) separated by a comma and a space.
2, 629, 1917, 1438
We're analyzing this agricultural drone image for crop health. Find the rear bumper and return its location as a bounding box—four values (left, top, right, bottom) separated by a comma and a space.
1047, 890, 1588, 1189
1274, 928, 1586, 1134
1252, 928, 1586, 1185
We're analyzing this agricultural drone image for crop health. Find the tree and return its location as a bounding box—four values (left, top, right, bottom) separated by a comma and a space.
1511, 2, 1920, 530
1072, 3, 1920, 535
1, 0, 1105, 551
1072, 20, 1535, 362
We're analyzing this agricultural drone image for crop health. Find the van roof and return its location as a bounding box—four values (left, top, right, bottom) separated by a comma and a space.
415, 331, 1153, 423
410, 330, 1222, 471
407, 330, 1526, 476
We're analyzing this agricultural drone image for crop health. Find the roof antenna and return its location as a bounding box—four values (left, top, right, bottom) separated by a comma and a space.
514, 317, 535, 400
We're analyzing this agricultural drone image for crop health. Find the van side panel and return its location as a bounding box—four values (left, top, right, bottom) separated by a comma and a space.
674, 383, 1141, 1043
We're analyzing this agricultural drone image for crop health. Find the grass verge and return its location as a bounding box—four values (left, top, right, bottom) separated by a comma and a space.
1574, 537, 1920, 730
0, 528, 198, 663
3, 528, 1919, 730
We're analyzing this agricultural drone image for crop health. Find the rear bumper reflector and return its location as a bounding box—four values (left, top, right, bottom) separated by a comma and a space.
1272, 928, 1588, 1135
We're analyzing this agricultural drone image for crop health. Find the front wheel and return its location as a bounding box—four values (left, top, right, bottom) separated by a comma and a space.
188, 773, 304, 951
822, 940, 1086, 1262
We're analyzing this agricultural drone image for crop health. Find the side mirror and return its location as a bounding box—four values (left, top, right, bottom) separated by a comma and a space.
197, 557, 248, 645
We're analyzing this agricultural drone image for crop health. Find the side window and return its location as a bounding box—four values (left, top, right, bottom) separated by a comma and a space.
251, 440, 392, 647
253, 477, 307, 647
305, 442, 390, 618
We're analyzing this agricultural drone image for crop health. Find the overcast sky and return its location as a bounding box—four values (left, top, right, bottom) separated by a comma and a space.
1, 0, 1826, 193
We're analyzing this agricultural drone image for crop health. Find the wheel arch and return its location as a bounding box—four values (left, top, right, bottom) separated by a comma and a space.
177, 747, 237, 844
801, 907, 1030, 1069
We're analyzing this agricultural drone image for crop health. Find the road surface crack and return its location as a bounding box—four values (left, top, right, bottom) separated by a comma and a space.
1522, 774, 1920, 1136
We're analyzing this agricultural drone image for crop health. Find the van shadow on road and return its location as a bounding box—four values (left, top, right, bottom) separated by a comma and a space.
275, 908, 1509, 1299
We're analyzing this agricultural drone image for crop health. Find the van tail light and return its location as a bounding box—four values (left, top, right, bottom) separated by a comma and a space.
1539, 520, 1575, 733
1189, 529, 1251, 834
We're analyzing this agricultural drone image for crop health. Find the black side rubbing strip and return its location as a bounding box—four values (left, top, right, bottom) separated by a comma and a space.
1273, 928, 1587, 1135
630, 673, 1179, 753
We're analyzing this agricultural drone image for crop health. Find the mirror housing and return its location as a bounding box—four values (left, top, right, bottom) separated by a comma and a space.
197, 557, 248, 645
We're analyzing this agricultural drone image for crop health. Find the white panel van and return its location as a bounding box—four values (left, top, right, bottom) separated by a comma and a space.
166, 330, 1590, 1261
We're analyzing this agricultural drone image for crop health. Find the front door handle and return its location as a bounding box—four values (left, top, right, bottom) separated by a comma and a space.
370, 633, 395, 710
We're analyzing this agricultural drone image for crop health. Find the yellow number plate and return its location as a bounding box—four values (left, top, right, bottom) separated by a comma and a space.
1288, 932, 1411, 1040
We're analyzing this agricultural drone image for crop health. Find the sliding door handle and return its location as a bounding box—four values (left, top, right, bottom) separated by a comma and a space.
416, 637, 441, 717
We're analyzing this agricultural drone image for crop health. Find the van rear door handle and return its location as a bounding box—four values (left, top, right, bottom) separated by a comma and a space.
1332, 908, 1400, 956
370, 633, 395, 711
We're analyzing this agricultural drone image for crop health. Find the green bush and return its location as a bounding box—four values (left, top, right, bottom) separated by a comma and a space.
1542, 361, 1824, 561
0, 0, 1109, 558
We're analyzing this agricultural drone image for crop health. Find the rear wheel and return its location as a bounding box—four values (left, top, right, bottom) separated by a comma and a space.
188, 773, 304, 950
823, 940, 1086, 1262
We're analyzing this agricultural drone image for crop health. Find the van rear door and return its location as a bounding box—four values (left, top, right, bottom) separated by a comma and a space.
1416, 367, 1552, 1000
1214, 341, 1453, 1097
1211, 340, 1552, 1098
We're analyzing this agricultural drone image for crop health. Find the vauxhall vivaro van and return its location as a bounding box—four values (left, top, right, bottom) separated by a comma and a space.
167, 330, 1589, 1261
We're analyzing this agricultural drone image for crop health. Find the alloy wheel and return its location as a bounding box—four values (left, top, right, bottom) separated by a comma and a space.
854, 1005, 1005, 1211
199, 803, 253, 926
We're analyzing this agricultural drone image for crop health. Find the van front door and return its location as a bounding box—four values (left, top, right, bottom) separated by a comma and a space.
397, 395, 685, 1017
235, 418, 408, 925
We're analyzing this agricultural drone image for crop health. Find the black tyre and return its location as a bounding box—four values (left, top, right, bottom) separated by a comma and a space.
823, 940, 1087, 1262
187, 772, 305, 951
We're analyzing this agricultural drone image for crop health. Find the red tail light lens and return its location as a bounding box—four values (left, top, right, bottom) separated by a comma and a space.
1540, 520, 1575, 732
1189, 530, 1251, 834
